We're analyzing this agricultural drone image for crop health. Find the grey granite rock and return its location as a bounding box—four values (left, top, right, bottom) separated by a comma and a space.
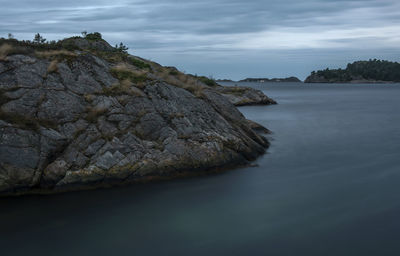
37, 90, 86, 123
0, 44, 275, 195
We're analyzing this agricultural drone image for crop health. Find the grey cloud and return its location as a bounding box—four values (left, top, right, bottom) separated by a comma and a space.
0, 0, 393, 34
0, 0, 399, 79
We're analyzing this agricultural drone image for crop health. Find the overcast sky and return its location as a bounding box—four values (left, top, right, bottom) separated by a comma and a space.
1, 0, 400, 80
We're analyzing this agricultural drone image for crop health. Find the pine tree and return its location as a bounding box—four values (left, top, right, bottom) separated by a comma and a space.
115, 42, 129, 53
33, 33, 46, 44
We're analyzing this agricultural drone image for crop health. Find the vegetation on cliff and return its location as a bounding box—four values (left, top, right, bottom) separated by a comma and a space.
305, 59, 400, 83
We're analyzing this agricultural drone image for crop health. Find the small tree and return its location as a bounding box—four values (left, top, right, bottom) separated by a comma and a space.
33, 33, 46, 44
81, 31, 87, 37
7, 33, 14, 39
115, 42, 129, 53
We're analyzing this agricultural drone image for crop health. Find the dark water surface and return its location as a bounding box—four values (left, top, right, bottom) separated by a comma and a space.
1, 83, 400, 256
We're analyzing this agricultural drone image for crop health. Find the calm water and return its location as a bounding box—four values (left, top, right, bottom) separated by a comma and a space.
1, 82, 400, 256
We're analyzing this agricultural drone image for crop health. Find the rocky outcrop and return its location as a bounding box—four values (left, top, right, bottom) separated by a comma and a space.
217, 86, 277, 106
246, 119, 271, 134
0, 38, 275, 195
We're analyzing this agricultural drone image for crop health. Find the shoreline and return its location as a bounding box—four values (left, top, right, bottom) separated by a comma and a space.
0, 152, 266, 197
304, 80, 398, 84
222, 81, 399, 85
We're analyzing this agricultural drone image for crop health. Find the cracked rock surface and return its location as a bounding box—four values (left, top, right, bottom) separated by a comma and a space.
0, 52, 272, 195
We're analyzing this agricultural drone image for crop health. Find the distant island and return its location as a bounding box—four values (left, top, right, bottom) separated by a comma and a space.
217, 77, 302, 83
305, 59, 400, 83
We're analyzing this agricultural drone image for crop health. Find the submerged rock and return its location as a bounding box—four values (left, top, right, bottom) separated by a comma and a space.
0, 37, 276, 195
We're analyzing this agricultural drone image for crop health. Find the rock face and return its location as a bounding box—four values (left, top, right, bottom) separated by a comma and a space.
0, 38, 275, 195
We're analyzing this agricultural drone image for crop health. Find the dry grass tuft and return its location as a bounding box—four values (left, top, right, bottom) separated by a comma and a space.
110, 63, 149, 87
219, 86, 248, 96
0, 44, 14, 61
35, 50, 77, 59
86, 107, 107, 123
112, 63, 142, 74
102, 79, 145, 97
84, 94, 95, 103
155, 67, 205, 96
47, 60, 59, 73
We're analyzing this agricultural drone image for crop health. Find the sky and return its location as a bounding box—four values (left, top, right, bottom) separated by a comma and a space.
1, 0, 400, 80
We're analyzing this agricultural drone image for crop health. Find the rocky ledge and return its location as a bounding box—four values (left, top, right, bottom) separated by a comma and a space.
217, 86, 277, 106
0, 36, 275, 195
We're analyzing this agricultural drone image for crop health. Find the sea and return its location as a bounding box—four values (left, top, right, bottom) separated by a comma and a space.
1, 82, 400, 256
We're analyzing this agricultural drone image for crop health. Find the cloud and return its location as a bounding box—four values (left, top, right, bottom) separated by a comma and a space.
1, 0, 399, 79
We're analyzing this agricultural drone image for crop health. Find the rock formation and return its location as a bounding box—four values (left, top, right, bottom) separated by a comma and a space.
0, 36, 275, 195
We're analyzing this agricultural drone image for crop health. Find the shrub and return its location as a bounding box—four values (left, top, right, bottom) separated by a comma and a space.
128, 57, 151, 70
169, 70, 179, 76
197, 76, 219, 87
85, 32, 102, 41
